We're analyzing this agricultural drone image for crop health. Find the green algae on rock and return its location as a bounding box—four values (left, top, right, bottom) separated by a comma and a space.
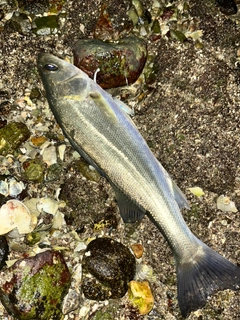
0, 250, 71, 319
32, 15, 59, 35
0, 122, 30, 156
82, 238, 136, 300
73, 36, 147, 89
23, 158, 45, 183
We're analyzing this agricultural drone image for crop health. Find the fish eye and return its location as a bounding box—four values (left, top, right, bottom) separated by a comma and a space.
44, 63, 59, 71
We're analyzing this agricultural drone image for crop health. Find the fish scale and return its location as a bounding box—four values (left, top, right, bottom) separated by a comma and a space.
38, 53, 240, 317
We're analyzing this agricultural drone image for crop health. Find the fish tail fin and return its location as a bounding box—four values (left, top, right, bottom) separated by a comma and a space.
177, 242, 240, 317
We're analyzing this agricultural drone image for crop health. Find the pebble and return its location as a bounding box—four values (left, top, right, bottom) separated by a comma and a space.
131, 243, 144, 258
0, 122, 30, 156
82, 237, 136, 300
0, 235, 9, 269
128, 280, 154, 315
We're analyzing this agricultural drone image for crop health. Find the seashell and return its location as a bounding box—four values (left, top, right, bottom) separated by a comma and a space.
0, 178, 25, 197
188, 187, 205, 197
37, 198, 59, 215
0, 200, 37, 235
135, 263, 156, 282
217, 195, 238, 213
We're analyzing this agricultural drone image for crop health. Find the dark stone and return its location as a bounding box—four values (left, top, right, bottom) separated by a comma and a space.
216, 0, 238, 15
0, 236, 9, 269
82, 238, 136, 300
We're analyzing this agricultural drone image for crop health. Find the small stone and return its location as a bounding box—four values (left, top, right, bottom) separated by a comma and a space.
169, 29, 187, 42
0, 235, 9, 269
0, 122, 30, 156
32, 15, 59, 35
82, 238, 136, 300
75, 158, 101, 182
31, 135, 48, 147
216, 0, 238, 15
0, 250, 71, 319
73, 36, 147, 89
128, 280, 154, 315
131, 243, 144, 259
23, 158, 45, 182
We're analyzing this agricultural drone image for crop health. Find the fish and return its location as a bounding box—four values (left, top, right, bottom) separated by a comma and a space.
37, 53, 240, 317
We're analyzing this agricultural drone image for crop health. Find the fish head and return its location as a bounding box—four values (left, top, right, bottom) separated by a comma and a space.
37, 53, 90, 104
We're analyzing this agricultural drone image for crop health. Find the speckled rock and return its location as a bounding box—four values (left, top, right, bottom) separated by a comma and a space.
22, 158, 45, 182
216, 0, 238, 15
82, 238, 136, 300
0, 236, 9, 269
0, 250, 71, 319
73, 36, 147, 89
0, 122, 30, 156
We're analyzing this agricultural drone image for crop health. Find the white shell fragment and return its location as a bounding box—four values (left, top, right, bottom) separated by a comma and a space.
217, 195, 238, 213
188, 187, 205, 197
42, 145, 57, 166
0, 178, 25, 197
37, 198, 59, 215
0, 200, 37, 235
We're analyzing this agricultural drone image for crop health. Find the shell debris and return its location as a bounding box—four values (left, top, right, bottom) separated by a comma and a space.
0, 200, 37, 235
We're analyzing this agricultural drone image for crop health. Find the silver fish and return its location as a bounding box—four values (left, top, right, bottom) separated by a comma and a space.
37, 53, 240, 317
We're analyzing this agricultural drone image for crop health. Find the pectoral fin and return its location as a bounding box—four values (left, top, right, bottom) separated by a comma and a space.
111, 184, 146, 222
89, 91, 118, 123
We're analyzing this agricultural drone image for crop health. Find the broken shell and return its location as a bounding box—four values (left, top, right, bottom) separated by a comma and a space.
37, 198, 59, 215
217, 195, 238, 213
0, 178, 25, 197
42, 145, 57, 166
135, 264, 156, 282
0, 200, 37, 235
188, 187, 205, 197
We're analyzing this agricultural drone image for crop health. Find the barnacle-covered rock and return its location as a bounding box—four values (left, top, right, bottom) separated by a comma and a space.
0, 250, 71, 319
0, 122, 30, 156
82, 238, 136, 300
73, 36, 147, 89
